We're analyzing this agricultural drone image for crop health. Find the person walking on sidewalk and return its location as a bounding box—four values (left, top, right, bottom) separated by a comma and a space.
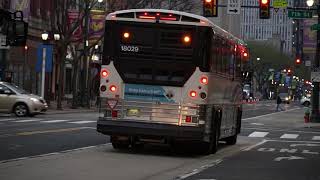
276, 95, 284, 111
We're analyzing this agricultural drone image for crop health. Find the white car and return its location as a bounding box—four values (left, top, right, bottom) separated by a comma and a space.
300, 96, 311, 107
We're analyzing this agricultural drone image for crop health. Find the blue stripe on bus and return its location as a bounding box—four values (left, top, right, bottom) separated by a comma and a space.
124, 84, 175, 103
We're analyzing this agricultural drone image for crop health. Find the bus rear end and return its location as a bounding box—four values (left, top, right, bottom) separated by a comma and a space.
97, 10, 214, 148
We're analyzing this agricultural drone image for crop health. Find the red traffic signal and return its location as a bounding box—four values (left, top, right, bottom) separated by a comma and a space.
259, 0, 270, 19
203, 0, 217, 17
295, 58, 301, 65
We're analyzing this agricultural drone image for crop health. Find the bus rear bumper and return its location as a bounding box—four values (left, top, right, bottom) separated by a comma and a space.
97, 118, 204, 141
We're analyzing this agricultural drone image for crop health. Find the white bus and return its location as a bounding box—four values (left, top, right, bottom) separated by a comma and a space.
97, 9, 249, 154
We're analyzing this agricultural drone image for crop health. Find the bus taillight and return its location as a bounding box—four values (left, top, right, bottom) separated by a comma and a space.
110, 85, 117, 92
185, 116, 192, 123
200, 76, 208, 85
101, 69, 109, 78
189, 91, 197, 98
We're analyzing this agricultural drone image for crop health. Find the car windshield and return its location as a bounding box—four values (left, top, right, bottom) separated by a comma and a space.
5, 83, 28, 94
278, 93, 288, 98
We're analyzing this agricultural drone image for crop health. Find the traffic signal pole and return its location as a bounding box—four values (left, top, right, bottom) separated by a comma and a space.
311, 1, 320, 122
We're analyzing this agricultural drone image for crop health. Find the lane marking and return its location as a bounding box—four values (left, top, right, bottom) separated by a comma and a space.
248, 131, 269, 138
40, 120, 70, 123
242, 139, 268, 151
68, 121, 96, 124
242, 107, 301, 121
13, 119, 42, 123
16, 127, 93, 136
0, 118, 16, 122
242, 127, 320, 134
267, 139, 320, 143
312, 136, 320, 141
0, 143, 111, 164
280, 134, 299, 139
175, 160, 223, 180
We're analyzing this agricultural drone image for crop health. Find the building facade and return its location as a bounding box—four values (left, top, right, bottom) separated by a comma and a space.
240, 0, 294, 55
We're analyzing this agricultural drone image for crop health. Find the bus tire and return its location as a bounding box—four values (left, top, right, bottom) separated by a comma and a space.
111, 135, 129, 150
224, 134, 237, 145
200, 108, 221, 155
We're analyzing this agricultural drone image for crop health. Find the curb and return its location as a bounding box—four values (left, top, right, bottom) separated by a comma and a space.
44, 109, 98, 115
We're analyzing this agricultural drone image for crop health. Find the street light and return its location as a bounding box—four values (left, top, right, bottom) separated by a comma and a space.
257, 57, 261, 61
40, 31, 49, 99
54, 33, 60, 41
306, 0, 314, 7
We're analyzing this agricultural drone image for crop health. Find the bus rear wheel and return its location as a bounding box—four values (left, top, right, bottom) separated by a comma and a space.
111, 135, 129, 150
200, 109, 221, 154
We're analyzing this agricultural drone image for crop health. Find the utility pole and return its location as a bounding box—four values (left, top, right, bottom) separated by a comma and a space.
82, 1, 90, 108
311, 0, 320, 121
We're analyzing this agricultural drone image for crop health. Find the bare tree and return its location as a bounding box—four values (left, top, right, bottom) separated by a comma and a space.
51, 0, 103, 109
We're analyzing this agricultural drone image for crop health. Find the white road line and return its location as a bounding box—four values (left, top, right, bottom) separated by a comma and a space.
0, 118, 16, 122
248, 131, 269, 138
13, 119, 42, 123
40, 120, 70, 123
68, 121, 96, 124
312, 136, 320, 141
280, 134, 299, 139
242, 107, 301, 121
242, 139, 268, 151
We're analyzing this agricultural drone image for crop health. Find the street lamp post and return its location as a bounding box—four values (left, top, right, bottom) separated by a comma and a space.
41, 32, 49, 99
307, 0, 320, 121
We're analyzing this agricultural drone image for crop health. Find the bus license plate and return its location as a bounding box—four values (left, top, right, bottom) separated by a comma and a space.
127, 108, 140, 117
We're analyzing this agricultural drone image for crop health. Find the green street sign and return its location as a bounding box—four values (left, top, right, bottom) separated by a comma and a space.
288, 10, 313, 19
311, 24, 320, 31
273, 0, 288, 8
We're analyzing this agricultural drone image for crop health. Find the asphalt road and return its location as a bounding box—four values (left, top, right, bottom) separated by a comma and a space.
0, 101, 319, 180
0, 100, 303, 161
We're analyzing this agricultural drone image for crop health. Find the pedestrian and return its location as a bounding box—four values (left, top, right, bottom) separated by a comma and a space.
276, 95, 283, 111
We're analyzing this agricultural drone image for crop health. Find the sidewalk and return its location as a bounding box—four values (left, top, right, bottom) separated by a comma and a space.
243, 108, 320, 129
45, 100, 98, 115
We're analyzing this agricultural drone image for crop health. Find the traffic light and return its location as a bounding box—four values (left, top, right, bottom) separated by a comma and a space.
259, 0, 270, 19
203, 0, 218, 17
295, 57, 302, 65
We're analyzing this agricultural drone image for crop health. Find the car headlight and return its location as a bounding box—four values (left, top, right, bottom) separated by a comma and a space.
30, 98, 40, 102
285, 97, 289, 101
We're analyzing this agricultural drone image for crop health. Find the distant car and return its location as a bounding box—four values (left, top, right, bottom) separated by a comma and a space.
300, 96, 311, 107
0, 81, 48, 117
243, 84, 250, 100
278, 93, 291, 104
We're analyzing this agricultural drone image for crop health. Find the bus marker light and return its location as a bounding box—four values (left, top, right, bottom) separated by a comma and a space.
100, 85, 106, 92
123, 32, 130, 39
200, 76, 208, 85
101, 69, 109, 78
183, 36, 191, 43
186, 116, 192, 123
190, 91, 197, 98
110, 85, 117, 92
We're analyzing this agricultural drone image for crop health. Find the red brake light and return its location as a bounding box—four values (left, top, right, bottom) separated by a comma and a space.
110, 85, 117, 92
101, 69, 109, 78
200, 76, 208, 85
138, 15, 156, 19
261, 0, 268, 4
189, 91, 197, 98
112, 110, 118, 118
185, 116, 192, 123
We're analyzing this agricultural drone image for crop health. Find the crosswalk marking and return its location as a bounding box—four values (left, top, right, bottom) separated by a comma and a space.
68, 121, 96, 124
280, 134, 299, 139
13, 119, 42, 123
312, 136, 320, 141
248, 131, 269, 138
40, 120, 70, 123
